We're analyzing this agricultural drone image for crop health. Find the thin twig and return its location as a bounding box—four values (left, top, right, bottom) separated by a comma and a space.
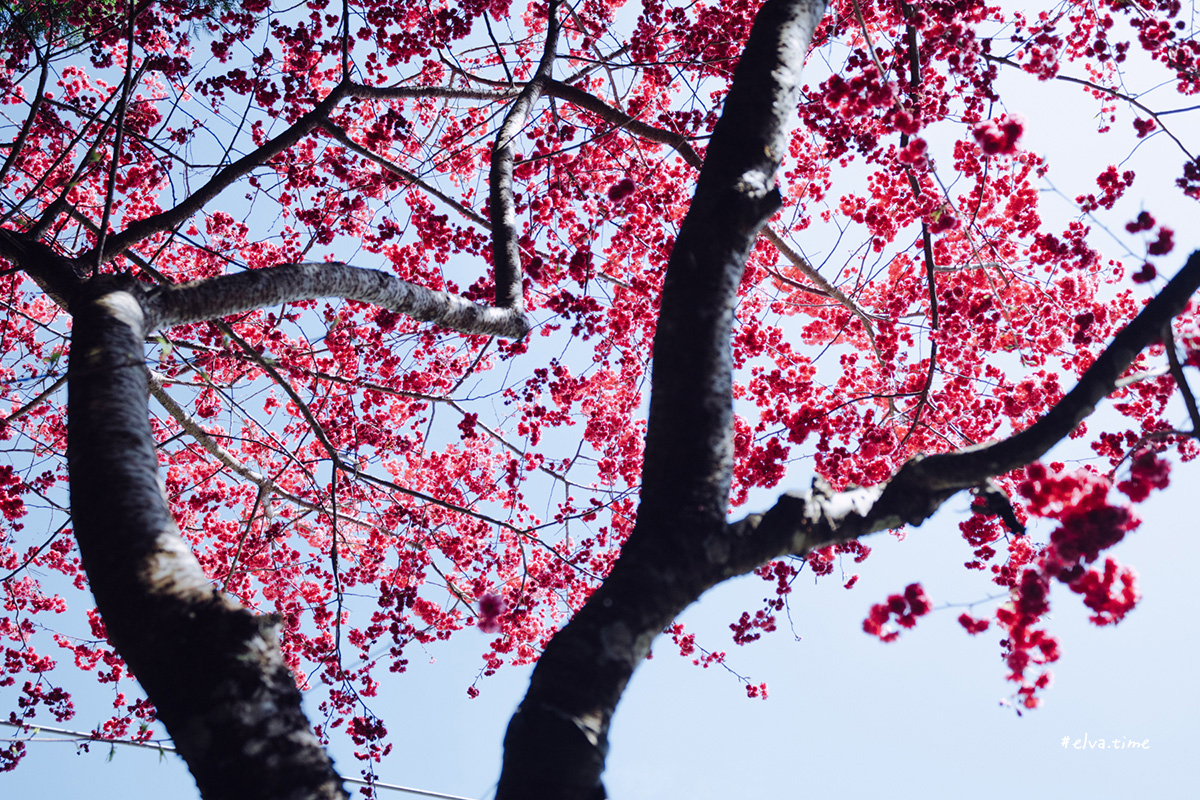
0, 721, 476, 799
1164, 323, 1200, 433
983, 53, 1196, 161
0, 373, 67, 428
93, 0, 139, 274
0, 520, 71, 584
319, 122, 490, 228
88, 83, 351, 263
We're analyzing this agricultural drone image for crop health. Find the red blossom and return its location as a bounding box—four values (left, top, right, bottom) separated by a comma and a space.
1125, 211, 1156, 233
1117, 452, 1171, 502
897, 137, 928, 165
477, 592, 507, 634
928, 205, 959, 233
1147, 227, 1175, 256
863, 583, 931, 642
745, 682, 769, 700
606, 178, 636, 202
973, 114, 1025, 156
1132, 263, 1157, 283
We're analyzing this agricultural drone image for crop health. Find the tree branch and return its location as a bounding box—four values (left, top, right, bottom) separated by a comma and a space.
495, 3, 829, 797
1163, 322, 1200, 433
319, 121, 492, 229
0, 228, 87, 309
0, 373, 66, 428
718, 249, 1200, 583
89, 83, 351, 263
488, 0, 561, 312
92, 0, 138, 274
0, 54, 48, 191
149, 376, 325, 516
143, 261, 531, 339
345, 81, 517, 102
67, 275, 347, 800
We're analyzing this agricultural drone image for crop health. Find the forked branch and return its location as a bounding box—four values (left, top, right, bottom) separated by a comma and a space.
717, 249, 1200, 581
87, 83, 351, 263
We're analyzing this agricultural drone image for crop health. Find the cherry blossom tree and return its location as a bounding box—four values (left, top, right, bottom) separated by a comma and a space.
0, 0, 1197, 798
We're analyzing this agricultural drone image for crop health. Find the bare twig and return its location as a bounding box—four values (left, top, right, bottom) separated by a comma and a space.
0, 520, 71, 584
88, 83, 352, 263
983, 53, 1196, 161
93, 0, 139, 274
0, 373, 67, 428
1164, 323, 1200, 433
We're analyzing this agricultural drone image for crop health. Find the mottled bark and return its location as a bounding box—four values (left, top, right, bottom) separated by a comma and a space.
488, 0, 560, 312
494, 0, 1200, 792
144, 261, 531, 339
68, 275, 347, 800
495, 2, 831, 797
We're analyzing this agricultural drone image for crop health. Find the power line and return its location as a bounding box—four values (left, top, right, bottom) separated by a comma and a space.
0, 721, 478, 800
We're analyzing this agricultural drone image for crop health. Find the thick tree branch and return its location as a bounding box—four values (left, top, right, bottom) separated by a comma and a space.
0, 228, 86, 308
142, 261, 531, 339
714, 250, 1200, 581
887, 250, 1200, 494
496, 0, 1200, 784
495, 3, 829, 798
488, 0, 560, 312
544, 79, 701, 159
67, 275, 347, 800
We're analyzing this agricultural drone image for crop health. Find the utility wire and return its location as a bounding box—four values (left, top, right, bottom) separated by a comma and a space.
0, 721, 477, 800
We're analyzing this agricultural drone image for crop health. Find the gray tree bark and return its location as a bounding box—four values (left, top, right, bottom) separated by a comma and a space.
68, 275, 348, 800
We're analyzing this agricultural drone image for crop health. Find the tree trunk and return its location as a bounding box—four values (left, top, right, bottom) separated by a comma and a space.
68, 274, 347, 800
